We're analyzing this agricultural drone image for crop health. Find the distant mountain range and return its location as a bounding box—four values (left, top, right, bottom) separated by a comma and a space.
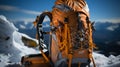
13, 21, 120, 56
13, 21, 50, 38
93, 22, 120, 56
13, 21, 36, 38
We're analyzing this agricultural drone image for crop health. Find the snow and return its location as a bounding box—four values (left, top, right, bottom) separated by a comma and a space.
106, 24, 119, 31
92, 52, 109, 67
0, 54, 11, 67
90, 52, 120, 67
0, 15, 39, 66
19, 24, 26, 29
0, 15, 120, 67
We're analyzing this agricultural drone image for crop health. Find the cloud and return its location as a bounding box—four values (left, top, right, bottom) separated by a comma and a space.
12, 16, 50, 24
20, 9, 41, 15
95, 18, 120, 23
0, 5, 18, 11
106, 25, 119, 31
0, 5, 41, 15
14, 18, 35, 23
0, 5, 51, 24
19, 24, 26, 29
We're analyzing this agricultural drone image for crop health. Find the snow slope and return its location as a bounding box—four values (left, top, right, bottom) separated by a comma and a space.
0, 15, 120, 67
92, 52, 120, 67
0, 15, 39, 66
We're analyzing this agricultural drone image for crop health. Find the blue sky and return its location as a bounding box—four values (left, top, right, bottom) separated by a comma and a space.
0, 0, 120, 23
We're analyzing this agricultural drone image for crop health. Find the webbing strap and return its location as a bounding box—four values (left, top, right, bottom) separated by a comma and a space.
91, 56, 96, 67
68, 54, 72, 67
89, 53, 96, 67
87, 21, 96, 67
40, 49, 50, 62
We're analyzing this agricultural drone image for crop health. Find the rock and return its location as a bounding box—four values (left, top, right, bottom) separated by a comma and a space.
22, 36, 38, 47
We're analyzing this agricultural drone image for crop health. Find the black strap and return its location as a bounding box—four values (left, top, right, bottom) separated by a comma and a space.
37, 12, 52, 49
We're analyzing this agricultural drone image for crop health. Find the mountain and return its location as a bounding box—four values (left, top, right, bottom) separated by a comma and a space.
93, 22, 120, 56
13, 21, 36, 38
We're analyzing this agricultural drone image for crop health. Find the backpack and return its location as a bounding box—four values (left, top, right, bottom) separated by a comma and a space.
34, 3, 96, 67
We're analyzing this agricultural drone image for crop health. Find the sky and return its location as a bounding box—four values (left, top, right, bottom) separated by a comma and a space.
0, 0, 120, 23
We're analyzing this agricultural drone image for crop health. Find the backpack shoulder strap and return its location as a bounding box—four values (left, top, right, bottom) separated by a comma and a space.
35, 11, 52, 62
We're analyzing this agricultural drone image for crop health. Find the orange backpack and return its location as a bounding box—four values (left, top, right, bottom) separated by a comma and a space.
34, 12, 96, 67
33, 2, 96, 67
